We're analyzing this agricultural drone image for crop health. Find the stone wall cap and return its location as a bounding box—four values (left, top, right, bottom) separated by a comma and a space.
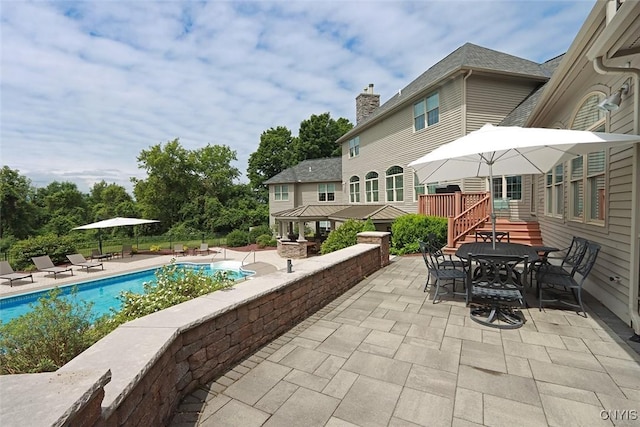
357, 231, 391, 237
0, 369, 111, 427
59, 326, 177, 418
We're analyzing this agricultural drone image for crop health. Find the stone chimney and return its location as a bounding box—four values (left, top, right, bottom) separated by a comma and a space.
356, 83, 380, 124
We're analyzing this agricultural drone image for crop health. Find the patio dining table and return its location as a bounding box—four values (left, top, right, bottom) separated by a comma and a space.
456, 242, 541, 262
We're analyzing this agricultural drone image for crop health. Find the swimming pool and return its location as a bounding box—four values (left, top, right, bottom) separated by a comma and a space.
0, 262, 254, 324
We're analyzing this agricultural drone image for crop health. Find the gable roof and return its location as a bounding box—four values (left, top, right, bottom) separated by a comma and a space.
264, 157, 341, 185
500, 54, 566, 127
339, 43, 551, 142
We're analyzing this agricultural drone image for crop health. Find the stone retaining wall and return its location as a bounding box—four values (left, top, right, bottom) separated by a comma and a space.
0, 233, 390, 427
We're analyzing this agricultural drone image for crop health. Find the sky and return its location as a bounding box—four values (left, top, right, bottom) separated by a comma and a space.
1, 0, 596, 194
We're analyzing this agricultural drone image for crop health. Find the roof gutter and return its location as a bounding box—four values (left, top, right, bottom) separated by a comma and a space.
592, 56, 640, 336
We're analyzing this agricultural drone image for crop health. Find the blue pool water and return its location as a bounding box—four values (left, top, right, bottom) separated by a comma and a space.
0, 263, 252, 324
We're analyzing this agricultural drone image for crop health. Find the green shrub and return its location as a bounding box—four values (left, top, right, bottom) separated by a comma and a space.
256, 234, 277, 248
111, 263, 235, 323
248, 225, 272, 243
225, 229, 249, 247
390, 214, 448, 255
0, 263, 237, 374
0, 288, 99, 374
9, 234, 77, 270
320, 218, 376, 255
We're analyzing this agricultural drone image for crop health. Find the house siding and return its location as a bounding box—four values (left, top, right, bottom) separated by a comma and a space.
342, 75, 464, 213
298, 181, 345, 206
532, 66, 638, 323
467, 76, 541, 219
467, 75, 540, 131
268, 184, 296, 226
342, 73, 540, 213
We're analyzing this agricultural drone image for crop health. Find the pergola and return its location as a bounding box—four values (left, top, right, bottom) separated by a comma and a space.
272, 204, 408, 241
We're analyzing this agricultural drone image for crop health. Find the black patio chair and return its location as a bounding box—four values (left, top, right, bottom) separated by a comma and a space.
531, 236, 588, 287
537, 241, 600, 317
466, 253, 528, 329
475, 230, 510, 243
419, 240, 467, 304
424, 233, 465, 270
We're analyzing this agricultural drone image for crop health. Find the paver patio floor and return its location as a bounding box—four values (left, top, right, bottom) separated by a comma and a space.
171, 257, 640, 427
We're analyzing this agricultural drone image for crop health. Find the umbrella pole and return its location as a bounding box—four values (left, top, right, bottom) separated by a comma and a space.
489, 163, 496, 250
98, 229, 103, 254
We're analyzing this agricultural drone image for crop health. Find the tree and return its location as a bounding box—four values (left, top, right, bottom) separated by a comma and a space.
34, 181, 89, 236
89, 181, 136, 221
0, 166, 39, 240
295, 113, 353, 161
133, 139, 240, 232
247, 126, 298, 196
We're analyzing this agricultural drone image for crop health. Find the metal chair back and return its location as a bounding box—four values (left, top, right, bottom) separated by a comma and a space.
570, 241, 600, 281
475, 231, 510, 243
561, 236, 588, 269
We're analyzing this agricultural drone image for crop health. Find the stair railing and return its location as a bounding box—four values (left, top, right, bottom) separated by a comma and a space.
242, 250, 255, 266
447, 193, 491, 248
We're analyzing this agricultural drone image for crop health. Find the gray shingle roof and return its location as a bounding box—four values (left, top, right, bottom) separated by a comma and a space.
339, 43, 551, 141
264, 157, 341, 184
500, 54, 565, 127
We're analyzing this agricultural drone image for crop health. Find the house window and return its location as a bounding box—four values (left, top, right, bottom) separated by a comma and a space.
545, 164, 563, 216
318, 183, 335, 202
414, 173, 425, 201
274, 185, 288, 201
568, 151, 606, 222
571, 93, 606, 131
567, 93, 607, 223
386, 166, 404, 202
413, 92, 439, 131
365, 171, 379, 202
349, 176, 360, 203
587, 151, 605, 221
506, 176, 522, 199
349, 136, 360, 158
570, 156, 584, 219
491, 176, 521, 200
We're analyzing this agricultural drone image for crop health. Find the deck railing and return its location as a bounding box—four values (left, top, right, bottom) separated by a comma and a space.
418, 192, 491, 248
418, 192, 488, 217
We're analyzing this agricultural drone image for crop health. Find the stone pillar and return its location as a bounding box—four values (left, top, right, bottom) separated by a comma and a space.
357, 231, 391, 267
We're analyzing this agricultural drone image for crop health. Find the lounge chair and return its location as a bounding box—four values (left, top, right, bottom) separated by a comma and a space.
195, 243, 212, 255
91, 249, 111, 261
173, 244, 186, 256
67, 254, 104, 272
0, 261, 34, 287
31, 255, 73, 279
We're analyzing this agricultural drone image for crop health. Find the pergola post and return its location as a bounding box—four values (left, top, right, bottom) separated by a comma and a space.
297, 220, 306, 242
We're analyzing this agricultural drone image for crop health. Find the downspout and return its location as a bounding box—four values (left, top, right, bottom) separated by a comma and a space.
462, 70, 473, 135
593, 56, 640, 336
461, 70, 473, 194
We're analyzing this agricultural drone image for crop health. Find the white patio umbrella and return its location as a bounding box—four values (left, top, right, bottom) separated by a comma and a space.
409, 124, 640, 248
73, 217, 160, 252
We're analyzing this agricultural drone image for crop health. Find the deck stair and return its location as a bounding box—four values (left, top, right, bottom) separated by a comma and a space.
444, 219, 543, 254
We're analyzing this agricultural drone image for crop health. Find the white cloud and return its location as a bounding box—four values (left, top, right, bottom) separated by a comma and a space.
1, 0, 595, 193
